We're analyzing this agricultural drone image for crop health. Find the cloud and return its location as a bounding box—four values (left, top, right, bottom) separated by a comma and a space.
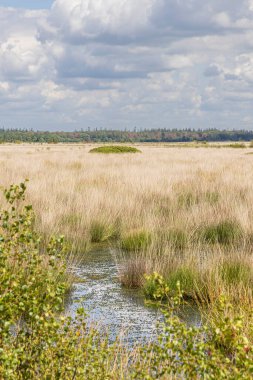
1, 0, 253, 130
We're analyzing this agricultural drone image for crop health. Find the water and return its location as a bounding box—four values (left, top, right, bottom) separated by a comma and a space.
66, 249, 200, 344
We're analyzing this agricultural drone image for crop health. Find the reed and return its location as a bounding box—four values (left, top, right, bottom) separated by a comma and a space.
1, 143, 253, 304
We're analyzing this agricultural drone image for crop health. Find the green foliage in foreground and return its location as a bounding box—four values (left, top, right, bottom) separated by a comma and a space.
89, 145, 141, 154
1, 184, 253, 379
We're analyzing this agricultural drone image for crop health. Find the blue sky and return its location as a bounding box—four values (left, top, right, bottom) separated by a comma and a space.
0, 0, 52, 9
0, 0, 253, 131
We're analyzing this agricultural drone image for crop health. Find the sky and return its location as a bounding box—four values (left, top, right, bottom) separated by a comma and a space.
0, 1, 253, 131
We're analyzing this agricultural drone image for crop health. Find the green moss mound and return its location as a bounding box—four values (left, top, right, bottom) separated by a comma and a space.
89, 145, 141, 154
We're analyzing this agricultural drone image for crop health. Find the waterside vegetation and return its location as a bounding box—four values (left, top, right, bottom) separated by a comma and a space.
1, 184, 253, 378
2, 140, 253, 376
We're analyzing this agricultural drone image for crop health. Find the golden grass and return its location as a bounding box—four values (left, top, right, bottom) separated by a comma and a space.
2, 142, 253, 309
0, 143, 253, 252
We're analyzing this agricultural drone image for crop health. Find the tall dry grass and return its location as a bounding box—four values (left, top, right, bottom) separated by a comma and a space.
1, 143, 253, 300
0, 144, 252, 247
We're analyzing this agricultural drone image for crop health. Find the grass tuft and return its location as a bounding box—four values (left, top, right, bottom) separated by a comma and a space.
220, 259, 252, 286
90, 221, 112, 243
121, 231, 152, 251
199, 220, 242, 245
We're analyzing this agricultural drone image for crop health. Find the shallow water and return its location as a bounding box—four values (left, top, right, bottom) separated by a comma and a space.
66, 249, 200, 344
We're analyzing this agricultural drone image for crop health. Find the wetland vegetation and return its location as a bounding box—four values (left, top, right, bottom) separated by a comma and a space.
89, 145, 141, 154
1, 143, 253, 378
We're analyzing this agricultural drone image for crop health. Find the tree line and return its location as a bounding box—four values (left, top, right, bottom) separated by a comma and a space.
1, 128, 253, 143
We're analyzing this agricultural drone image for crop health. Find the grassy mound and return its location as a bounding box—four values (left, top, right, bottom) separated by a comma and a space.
89, 145, 141, 154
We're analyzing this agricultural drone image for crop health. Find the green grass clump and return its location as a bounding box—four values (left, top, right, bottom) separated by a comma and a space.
121, 231, 151, 251
144, 268, 202, 301
220, 260, 252, 286
199, 220, 242, 245
89, 145, 141, 154
90, 219, 121, 243
166, 267, 198, 295
90, 221, 112, 243
167, 229, 188, 251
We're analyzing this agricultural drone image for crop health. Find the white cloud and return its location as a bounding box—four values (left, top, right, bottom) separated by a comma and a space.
1, 0, 253, 130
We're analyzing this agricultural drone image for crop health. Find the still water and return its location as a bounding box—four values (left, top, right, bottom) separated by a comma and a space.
66, 249, 200, 344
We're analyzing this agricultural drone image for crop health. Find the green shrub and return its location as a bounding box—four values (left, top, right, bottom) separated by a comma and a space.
144, 272, 170, 301
89, 145, 141, 154
121, 231, 152, 251
199, 220, 242, 245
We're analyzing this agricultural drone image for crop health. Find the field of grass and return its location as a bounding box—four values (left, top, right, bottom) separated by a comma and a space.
1, 143, 253, 378
1, 143, 253, 299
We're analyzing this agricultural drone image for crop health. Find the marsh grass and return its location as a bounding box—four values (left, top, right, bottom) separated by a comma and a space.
220, 259, 253, 286
121, 230, 152, 251
198, 220, 243, 245
1, 144, 253, 310
166, 229, 188, 251
177, 190, 219, 209
118, 255, 148, 288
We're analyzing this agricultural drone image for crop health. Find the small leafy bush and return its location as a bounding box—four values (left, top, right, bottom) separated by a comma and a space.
144, 272, 170, 301
89, 145, 141, 154
121, 230, 152, 251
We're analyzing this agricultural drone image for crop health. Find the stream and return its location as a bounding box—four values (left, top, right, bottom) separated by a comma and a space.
66, 249, 200, 345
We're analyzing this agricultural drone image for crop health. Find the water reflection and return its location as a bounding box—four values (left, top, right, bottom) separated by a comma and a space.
65, 249, 200, 344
